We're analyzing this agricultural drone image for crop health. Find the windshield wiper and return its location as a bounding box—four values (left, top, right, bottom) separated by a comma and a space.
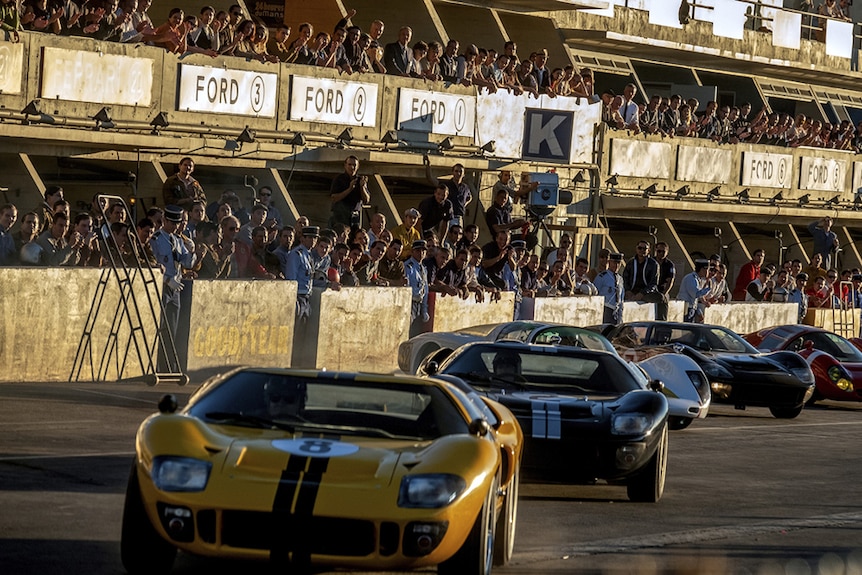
205, 411, 295, 432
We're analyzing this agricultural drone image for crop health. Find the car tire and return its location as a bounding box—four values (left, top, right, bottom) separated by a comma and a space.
493, 465, 519, 566
121, 464, 177, 575
769, 405, 804, 418
668, 417, 693, 430
438, 473, 497, 575
626, 425, 668, 503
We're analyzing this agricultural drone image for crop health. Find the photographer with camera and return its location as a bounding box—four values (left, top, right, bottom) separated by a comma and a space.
329, 155, 370, 228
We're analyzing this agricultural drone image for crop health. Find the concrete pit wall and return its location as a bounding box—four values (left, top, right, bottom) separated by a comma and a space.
0, 268, 160, 383
430, 292, 516, 333
1, 268, 836, 382
183, 280, 297, 373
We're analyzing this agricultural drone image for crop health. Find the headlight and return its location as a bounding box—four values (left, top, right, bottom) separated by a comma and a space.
701, 362, 733, 380
151, 456, 212, 492
827, 365, 853, 391
611, 413, 653, 435
790, 366, 814, 384
711, 382, 733, 399
398, 474, 466, 508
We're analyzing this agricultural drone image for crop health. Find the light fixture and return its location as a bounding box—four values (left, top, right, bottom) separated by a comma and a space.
736, 188, 750, 204
797, 193, 809, 207
438, 136, 454, 151
337, 127, 353, 146
237, 126, 256, 144
478, 140, 496, 154
706, 186, 720, 202
642, 183, 658, 198
381, 130, 399, 150
853, 196, 862, 211
149, 111, 170, 134
605, 174, 619, 187
286, 132, 306, 146
825, 195, 841, 208
675, 185, 690, 200
21, 100, 41, 116
573, 170, 586, 184
770, 191, 783, 205
92, 107, 114, 130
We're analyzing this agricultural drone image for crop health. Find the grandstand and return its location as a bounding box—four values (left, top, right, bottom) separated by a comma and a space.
2, 0, 862, 380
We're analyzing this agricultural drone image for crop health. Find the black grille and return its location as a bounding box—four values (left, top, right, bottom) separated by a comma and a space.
379, 521, 400, 556
221, 511, 375, 556
197, 509, 216, 544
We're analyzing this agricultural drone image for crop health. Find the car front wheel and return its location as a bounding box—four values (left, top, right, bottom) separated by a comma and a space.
439, 473, 498, 575
120, 464, 177, 575
626, 425, 668, 503
769, 404, 804, 418
493, 465, 519, 566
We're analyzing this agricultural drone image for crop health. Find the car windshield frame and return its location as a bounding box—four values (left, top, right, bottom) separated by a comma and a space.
188, 370, 471, 440
441, 344, 642, 395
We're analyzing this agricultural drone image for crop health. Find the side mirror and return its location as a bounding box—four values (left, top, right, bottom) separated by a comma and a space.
648, 379, 664, 393
158, 394, 178, 414
424, 361, 439, 375
468, 418, 490, 437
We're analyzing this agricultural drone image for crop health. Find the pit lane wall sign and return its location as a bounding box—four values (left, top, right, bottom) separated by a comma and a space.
0, 41, 24, 95
476, 91, 600, 164
177, 64, 277, 117
853, 162, 862, 197
397, 88, 475, 137
740, 151, 792, 189
676, 145, 732, 184
40, 47, 152, 106
289, 75, 378, 127
799, 156, 847, 192
609, 139, 672, 179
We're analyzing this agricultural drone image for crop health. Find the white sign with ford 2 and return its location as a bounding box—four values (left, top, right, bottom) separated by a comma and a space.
396, 88, 474, 137
289, 75, 378, 127
177, 64, 277, 117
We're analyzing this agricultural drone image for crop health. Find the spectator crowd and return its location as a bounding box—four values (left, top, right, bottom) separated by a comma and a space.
0, 158, 854, 338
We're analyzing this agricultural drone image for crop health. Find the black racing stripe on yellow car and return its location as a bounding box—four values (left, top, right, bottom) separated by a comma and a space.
272, 454, 307, 512
293, 456, 330, 516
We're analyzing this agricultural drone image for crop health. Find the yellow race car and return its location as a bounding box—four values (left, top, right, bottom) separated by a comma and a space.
121, 368, 523, 575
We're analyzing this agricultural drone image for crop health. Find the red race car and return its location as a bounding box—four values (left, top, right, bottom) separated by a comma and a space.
744, 325, 862, 404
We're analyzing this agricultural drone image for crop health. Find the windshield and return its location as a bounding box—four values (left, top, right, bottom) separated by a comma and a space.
442, 345, 642, 395
188, 371, 469, 439
790, 332, 862, 362
531, 326, 616, 352
646, 325, 757, 353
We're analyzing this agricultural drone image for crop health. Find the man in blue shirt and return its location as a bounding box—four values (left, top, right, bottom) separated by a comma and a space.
405, 240, 430, 337
284, 226, 318, 322
595, 252, 625, 325
0, 203, 18, 266
808, 217, 839, 270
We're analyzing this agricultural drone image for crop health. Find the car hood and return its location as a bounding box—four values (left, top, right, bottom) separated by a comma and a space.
710, 353, 786, 372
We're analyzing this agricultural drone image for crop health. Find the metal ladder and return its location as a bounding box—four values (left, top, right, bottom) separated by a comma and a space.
70, 195, 188, 385
830, 281, 857, 339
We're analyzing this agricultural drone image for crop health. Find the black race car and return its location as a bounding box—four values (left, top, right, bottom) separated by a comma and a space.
603, 321, 815, 419
423, 341, 670, 502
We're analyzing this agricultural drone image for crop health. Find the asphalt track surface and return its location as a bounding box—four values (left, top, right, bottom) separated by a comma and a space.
1, 380, 861, 575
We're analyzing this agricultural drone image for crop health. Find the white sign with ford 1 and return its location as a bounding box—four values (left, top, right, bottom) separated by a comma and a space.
289, 75, 378, 127
177, 64, 278, 117
740, 151, 792, 188
396, 88, 475, 137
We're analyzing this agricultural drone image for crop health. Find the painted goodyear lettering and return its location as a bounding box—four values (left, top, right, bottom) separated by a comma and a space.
192, 315, 290, 358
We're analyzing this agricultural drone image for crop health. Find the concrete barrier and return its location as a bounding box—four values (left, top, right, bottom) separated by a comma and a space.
297, 286, 412, 372
0, 268, 160, 382
703, 302, 799, 334
623, 301, 656, 322
667, 300, 685, 322
803, 308, 861, 337
523, 296, 604, 325
184, 280, 297, 373
430, 292, 515, 332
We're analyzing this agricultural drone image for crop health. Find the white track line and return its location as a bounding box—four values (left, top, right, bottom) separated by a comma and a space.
0, 451, 135, 462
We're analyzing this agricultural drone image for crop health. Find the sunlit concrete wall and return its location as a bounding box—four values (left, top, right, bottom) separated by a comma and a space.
298, 286, 413, 372
0, 268, 160, 382
183, 280, 297, 372
430, 292, 515, 332
703, 302, 799, 334
525, 296, 605, 326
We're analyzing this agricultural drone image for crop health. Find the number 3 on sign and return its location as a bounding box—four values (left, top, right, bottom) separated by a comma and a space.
272, 438, 359, 458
